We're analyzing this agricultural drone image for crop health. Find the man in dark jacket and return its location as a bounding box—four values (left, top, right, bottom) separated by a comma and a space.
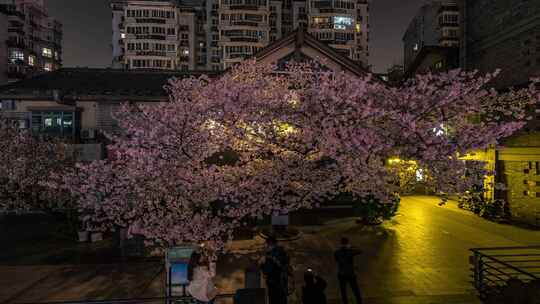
334, 237, 363, 304
260, 236, 289, 304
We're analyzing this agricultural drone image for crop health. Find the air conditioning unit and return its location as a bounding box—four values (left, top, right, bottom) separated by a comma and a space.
81, 128, 96, 139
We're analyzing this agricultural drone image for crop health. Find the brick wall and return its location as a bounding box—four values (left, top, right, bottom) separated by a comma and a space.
500, 160, 540, 227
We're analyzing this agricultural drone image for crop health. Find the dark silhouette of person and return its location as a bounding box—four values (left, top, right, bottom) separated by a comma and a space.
260, 236, 290, 304
334, 237, 363, 304
302, 270, 327, 304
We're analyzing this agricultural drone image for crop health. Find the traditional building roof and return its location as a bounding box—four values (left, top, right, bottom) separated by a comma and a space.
0, 68, 220, 102
403, 46, 459, 79
253, 28, 381, 80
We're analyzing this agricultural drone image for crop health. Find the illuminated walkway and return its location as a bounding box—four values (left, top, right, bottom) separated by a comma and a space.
1, 196, 539, 304
218, 195, 540, 303
278, 195, 540, 303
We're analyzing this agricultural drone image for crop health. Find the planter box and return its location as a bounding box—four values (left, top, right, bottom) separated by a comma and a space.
90, 232, 103, 242
78, 231, 89, 242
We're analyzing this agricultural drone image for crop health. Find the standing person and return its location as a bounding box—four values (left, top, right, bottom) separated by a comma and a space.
260, 236, 290, 304
334, 237, 363, 304
187, 251, 219, 304
302, 269, 327, 304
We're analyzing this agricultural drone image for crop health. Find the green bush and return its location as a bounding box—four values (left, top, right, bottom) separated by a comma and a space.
353, 194, 400, 224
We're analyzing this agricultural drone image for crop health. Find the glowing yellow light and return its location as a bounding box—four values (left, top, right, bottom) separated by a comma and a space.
356, 23, 361, 33
276, 122, 295, 135
387, 158, 417, 165
388, 158, 401, 165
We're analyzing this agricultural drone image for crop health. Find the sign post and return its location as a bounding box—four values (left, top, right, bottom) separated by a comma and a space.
165, 246, 196, 301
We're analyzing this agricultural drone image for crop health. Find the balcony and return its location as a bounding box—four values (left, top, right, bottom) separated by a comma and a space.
318, 8, 350, 14
8, 28, 25, 35
227, 53, 247, 59
222, 4, 265, 11
135, 18, 166, 24
6, 40, 25, 48
228, 37, 261, 42
220, 20, 263, 27
312, 1, 332, 8
135, 51, 168, 57
135, 34, 166, 40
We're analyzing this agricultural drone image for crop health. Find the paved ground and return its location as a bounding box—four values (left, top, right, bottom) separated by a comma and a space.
1, 196, 539, 304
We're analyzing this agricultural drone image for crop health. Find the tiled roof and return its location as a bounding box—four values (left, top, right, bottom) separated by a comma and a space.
403, 46, 459, 79
0, 68, 221, 101
253, 28, 386, 83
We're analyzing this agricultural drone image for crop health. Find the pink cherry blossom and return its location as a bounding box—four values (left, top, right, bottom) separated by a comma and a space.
54, 61, 540, 252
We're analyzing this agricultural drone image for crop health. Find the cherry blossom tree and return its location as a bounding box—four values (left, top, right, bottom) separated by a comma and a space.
57, 61, 540, 252
0, 118, 75, 213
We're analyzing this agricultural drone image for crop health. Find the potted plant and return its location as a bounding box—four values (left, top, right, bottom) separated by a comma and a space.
78, 229, 89, 242
90, 230, 103, 242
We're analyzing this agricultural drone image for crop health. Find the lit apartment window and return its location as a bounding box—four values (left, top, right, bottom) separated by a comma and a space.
121, 33, 126, 39
31, 111, 75, 136
44, 63, 53, 71
413, 43, 419, 51
9, 50, 24, 63
54, 51, 59, 60
28, 55, 35, 66
334, 16, 353, 29
42, 48, 53, 58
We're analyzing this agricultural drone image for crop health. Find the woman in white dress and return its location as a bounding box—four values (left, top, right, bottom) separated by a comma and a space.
187, 251, 218, 304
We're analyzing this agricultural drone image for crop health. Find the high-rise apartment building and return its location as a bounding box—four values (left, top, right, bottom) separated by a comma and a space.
218, 0, 270, 69
0, 0, 62, 83
305, 0, 369, 66
111, 0, 370, 71
402, 1, 460, 73
0, 6, 8, 85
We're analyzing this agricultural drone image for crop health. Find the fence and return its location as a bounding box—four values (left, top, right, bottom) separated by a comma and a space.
15, 295, 236, 304
470, 246, 540, 296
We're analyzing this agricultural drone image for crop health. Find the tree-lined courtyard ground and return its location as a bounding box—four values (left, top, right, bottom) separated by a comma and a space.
2, 196, 539, 304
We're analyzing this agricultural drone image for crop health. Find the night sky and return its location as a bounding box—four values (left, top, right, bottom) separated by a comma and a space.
44, 0, 425, 73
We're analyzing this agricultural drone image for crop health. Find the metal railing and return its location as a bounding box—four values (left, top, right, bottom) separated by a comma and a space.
470, 246, 540, 295
15, 294, 236, 304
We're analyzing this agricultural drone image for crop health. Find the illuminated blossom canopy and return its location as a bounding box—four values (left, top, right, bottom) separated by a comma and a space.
56, 61, 539, 251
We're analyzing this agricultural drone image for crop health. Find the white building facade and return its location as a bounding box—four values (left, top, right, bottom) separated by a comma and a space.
111, 0, 370, 70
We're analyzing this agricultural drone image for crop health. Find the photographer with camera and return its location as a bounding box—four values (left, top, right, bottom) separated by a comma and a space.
302, 268, 327, 304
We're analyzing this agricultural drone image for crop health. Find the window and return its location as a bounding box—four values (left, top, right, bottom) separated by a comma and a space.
121, 33, 126, 39
44, 63, 53, 71
31, 111, 76, 136
42, 48, 53, 58
334, 16, 353, 29
413, 43, 419, 51
28, 55, 35, 66
54, 51, 59, 60
167, 44, 176, 51
9, 50, 24, 63
167, 28, 175, 35
435, 61, 443, 69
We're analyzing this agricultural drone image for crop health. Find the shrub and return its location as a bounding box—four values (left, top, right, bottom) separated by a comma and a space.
353, 195, 400, 224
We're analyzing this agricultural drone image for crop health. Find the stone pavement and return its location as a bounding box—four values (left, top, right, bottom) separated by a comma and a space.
2, 196, 539, 304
